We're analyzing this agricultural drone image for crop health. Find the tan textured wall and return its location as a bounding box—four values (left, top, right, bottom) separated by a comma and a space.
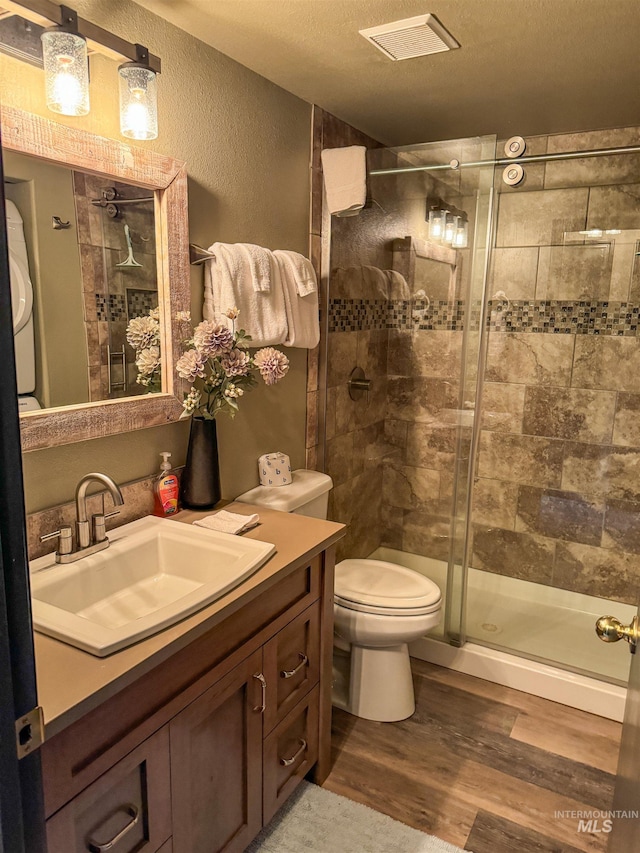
0, 0, 312, 512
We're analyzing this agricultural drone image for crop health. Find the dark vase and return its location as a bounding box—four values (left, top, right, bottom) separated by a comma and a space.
180, 416, 221, 510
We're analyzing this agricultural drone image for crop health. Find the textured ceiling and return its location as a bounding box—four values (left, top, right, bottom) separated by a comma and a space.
134, 0, 640, 145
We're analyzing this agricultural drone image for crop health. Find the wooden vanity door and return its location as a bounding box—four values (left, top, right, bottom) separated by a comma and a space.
169, 650, 263, 853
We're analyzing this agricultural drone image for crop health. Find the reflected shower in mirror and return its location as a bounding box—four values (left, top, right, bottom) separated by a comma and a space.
4, 149, 158, 412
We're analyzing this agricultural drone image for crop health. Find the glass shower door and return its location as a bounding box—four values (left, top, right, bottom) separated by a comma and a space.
466, 136, 640, 684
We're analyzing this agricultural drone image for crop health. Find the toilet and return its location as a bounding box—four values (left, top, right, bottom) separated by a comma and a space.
236, 469, 443, 723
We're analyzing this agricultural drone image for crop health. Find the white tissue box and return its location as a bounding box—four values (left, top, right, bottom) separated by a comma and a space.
258, 452, 292, 486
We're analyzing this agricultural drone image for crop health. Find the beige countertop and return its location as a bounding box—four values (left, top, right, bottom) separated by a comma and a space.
35, 503, 344, 738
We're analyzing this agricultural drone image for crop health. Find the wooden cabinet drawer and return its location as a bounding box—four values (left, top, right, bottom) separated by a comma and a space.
263, 603, 320, 733
263, 686, 319, 824
46, 726, 171, 853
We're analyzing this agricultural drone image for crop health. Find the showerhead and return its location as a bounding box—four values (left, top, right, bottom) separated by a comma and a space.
116, 223, 143, 268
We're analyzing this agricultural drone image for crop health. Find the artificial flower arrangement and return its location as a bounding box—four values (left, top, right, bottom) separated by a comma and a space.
176, 308, 289, 419
125, 306, 162, 393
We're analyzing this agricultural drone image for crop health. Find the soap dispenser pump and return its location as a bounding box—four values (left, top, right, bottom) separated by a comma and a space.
153, 452, 179, 517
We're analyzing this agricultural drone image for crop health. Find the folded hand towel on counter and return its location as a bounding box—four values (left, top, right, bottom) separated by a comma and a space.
193, 510, 260, 535
320, 145, 367, 217
273, 251, 320, 349
204, 243, 287, 346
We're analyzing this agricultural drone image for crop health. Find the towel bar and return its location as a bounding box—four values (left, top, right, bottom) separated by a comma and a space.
189, 244, 216, 265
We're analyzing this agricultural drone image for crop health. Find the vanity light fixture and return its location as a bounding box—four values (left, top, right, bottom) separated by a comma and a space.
426, 197, 468, 248
41, 6, 89, 116
119, 44, 158, 140
3, 0, 161, 138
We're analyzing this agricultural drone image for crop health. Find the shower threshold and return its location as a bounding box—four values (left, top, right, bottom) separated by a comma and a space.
369, 547, 631, 722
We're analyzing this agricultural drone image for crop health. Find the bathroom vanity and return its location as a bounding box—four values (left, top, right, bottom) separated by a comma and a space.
35, 504, 344, 853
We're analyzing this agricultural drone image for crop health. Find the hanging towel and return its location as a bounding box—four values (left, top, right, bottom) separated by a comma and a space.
273, 249, 317, 297
385, 270, 410, 301
362, 265, 390, 300
204, 243, 287, 346
273, 250, 320, 349
320, 146, 367, 217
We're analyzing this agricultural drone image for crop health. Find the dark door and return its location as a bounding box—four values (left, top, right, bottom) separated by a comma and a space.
0, 128, 46, 852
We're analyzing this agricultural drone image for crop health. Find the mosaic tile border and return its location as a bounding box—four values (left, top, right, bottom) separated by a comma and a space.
329, 298, 640, 336
96, 293, 127, 323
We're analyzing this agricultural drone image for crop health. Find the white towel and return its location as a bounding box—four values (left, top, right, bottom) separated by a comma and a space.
386, 270, 410, 300
362, 265, 389, 300
204, 244, 288, 346
273, 251, 320, 349
320, 146, 367, 217
193, 510, 259, 535
273, 249, 317, 297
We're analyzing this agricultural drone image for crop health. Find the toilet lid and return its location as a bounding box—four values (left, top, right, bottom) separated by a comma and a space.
334, 559, 442, 615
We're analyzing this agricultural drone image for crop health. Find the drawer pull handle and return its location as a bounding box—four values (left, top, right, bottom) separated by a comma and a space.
253, 672, 267, 713
86, 804, 139, 852
280, 738, 307, 767
280, 652, 308, 679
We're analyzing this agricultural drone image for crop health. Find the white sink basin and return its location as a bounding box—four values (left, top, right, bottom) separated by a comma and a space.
30, 516, 275, 656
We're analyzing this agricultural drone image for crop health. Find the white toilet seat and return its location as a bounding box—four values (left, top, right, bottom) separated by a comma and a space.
334, 559, 442, 616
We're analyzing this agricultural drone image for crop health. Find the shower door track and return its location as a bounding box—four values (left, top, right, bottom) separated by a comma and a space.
369, 143, 640, 176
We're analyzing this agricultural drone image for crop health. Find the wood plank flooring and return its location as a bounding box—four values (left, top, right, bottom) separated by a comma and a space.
322, 658, 622, 853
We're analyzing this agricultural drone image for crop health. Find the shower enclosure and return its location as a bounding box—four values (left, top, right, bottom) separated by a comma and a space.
320, 122, 640, 705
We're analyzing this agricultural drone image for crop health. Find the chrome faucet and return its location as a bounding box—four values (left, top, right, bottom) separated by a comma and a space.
41, 472, 125, 564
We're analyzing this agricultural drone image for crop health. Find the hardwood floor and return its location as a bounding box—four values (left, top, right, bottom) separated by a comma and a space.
322, 658, 622, 853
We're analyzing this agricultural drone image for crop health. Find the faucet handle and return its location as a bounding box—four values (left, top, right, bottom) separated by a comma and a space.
92, 510, 120, 543
40, 526, 73, 555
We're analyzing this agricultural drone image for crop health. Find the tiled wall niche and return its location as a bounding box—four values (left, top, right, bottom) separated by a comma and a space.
317, 121, 640, 605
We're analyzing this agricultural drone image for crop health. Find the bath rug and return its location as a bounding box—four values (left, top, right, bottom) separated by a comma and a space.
246, 781, 469, 853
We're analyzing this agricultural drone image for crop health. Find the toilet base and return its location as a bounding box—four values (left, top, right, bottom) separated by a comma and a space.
333, 642, 416, 722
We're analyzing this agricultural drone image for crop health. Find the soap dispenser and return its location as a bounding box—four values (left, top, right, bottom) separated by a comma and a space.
153, 452, 179, 517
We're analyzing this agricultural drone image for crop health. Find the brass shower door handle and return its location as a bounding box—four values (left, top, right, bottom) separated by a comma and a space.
595, 615, 639, 653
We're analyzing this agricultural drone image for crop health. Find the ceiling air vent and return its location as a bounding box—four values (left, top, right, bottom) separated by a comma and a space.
359, 14, 459, 61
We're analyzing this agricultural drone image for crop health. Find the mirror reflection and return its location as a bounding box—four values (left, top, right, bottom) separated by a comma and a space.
4, 149, 159, 413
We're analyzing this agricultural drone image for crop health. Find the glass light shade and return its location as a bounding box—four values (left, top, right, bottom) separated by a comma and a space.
428, 208, 445, 241
41, 29, 90, 116
119, 64, 158, 140
454, 219, 468, 248
444, 214, 457, 245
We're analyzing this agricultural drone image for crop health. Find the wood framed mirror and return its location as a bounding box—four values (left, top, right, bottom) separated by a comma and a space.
1, 106, 190, 452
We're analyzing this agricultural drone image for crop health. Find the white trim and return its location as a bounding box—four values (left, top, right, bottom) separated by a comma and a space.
411, 636, 627, 722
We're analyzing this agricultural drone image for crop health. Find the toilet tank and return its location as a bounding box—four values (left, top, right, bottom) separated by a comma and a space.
235, 469, 333, 519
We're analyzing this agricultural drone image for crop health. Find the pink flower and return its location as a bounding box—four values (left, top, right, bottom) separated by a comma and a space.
254, 347, 289, 386
176, 350, 206, 381
221, 349, 251, 377
193, 321, 233, 358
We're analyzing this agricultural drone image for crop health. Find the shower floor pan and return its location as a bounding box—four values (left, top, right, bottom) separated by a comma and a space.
369, 546, 632, 721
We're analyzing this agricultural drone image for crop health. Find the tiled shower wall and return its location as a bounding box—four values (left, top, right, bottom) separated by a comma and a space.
472, 127, 640, 606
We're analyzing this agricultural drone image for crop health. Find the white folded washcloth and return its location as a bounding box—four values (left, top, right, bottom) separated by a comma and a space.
193, 510, 260, 535
320, 146, 367, 217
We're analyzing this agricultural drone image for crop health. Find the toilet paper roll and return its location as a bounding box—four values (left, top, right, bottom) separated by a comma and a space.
258, 452, 292, 486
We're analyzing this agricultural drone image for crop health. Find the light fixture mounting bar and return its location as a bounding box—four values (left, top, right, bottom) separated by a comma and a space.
2, 0, 161, 71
